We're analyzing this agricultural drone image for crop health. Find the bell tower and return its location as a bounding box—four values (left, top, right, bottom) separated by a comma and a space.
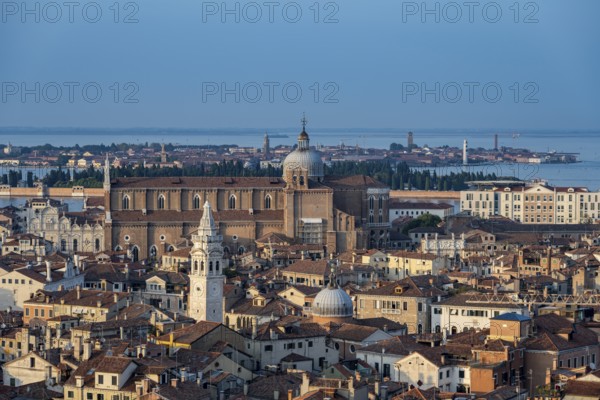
103, 154, 111, 223
188, 201, 224, 323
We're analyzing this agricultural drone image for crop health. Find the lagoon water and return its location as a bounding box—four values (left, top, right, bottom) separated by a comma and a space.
1, 129, 599, 189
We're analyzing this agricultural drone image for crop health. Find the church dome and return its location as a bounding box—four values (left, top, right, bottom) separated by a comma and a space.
282, 129, 324, 179
312, 286, 353, 318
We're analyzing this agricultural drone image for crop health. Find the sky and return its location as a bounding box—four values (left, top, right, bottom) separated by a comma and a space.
1, 0, 599, 130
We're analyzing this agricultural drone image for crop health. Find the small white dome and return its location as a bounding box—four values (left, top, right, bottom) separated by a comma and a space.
312, 286, 353, 318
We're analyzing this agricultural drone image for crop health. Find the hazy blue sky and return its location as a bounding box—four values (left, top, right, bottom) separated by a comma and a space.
1, 0, 599, 129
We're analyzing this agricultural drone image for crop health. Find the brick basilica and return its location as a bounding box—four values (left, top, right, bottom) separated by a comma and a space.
103, 125, 391, 260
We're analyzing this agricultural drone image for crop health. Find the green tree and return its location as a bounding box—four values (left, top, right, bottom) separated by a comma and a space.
402, 213, 442, 234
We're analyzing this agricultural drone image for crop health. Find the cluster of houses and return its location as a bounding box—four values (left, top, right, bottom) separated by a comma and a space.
0, 193, 600, 400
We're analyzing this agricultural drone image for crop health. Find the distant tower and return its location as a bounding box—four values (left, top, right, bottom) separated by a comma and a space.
407, 132, 414, 152
463, 139, 468, 165
494, 134, 499, 150
263, 132, 270, 159
160, 143, 167, 163
188, 201, 224, 323
103, 154, 111, 222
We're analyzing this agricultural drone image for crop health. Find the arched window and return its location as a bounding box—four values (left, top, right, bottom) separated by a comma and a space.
379, 196, 383, 209
264, 195, 271, 209
299, 176, 305, 186
369, 213, 374, 224
149, 245, 158, 259
369, 196, 375, 210
157, 194, 165, 209
95, 238, 100, 252
228, 195, 236, 209
201, 261, 204, 271
60, 239, 67, 252
215, 261, 220, 271
209, 261, 213, 272
193, 194, 201, 209
131, 246, 139, 262
194, 261, 198, 273
73, 239, 78, 252
122, 195, 130, 210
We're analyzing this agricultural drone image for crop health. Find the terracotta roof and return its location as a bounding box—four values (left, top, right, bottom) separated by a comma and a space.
144, 381, 211, 400
228, 296, 302, 318
156, 321, 221, 344
525, 314, 599, 351
112, 176, 285, 189
95, 356, 135, 373
564, 380, 600, 397
283, 259, 329, 276
437, 292, 524, 309
359, 335, 425, 356
245, 373, 302, 400
329, 323, 381, 342
360, 277, 445, 298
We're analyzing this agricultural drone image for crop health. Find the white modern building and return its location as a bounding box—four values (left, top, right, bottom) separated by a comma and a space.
431, 292, 529, 337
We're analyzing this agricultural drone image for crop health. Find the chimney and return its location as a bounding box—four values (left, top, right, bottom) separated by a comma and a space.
76, 285, 81, 299
274, 390, 280, 400
142, 378, 150, 394
73, 336, 82, 360
243, 384, 249, 395
75, 376, 84, 388
375, 381, 380, 397
170, 378, 178, 388
45, 326, 52, 348
252, 317, 258, 339
288, 390, 293, 400
120, 326, 124, 340
113, 293, 119, 303
46, 261, 52, 282
83, 339, 92, 361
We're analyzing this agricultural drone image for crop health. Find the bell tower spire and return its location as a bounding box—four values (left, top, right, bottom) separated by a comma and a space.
189, 201, 224, 323
104, 154, 112, 223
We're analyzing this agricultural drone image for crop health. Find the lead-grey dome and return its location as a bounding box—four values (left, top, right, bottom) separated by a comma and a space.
312, 286, 353, 318
282, 129, 324, 179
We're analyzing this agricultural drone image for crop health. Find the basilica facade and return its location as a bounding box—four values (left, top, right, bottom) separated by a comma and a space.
104, 127, 391, 260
